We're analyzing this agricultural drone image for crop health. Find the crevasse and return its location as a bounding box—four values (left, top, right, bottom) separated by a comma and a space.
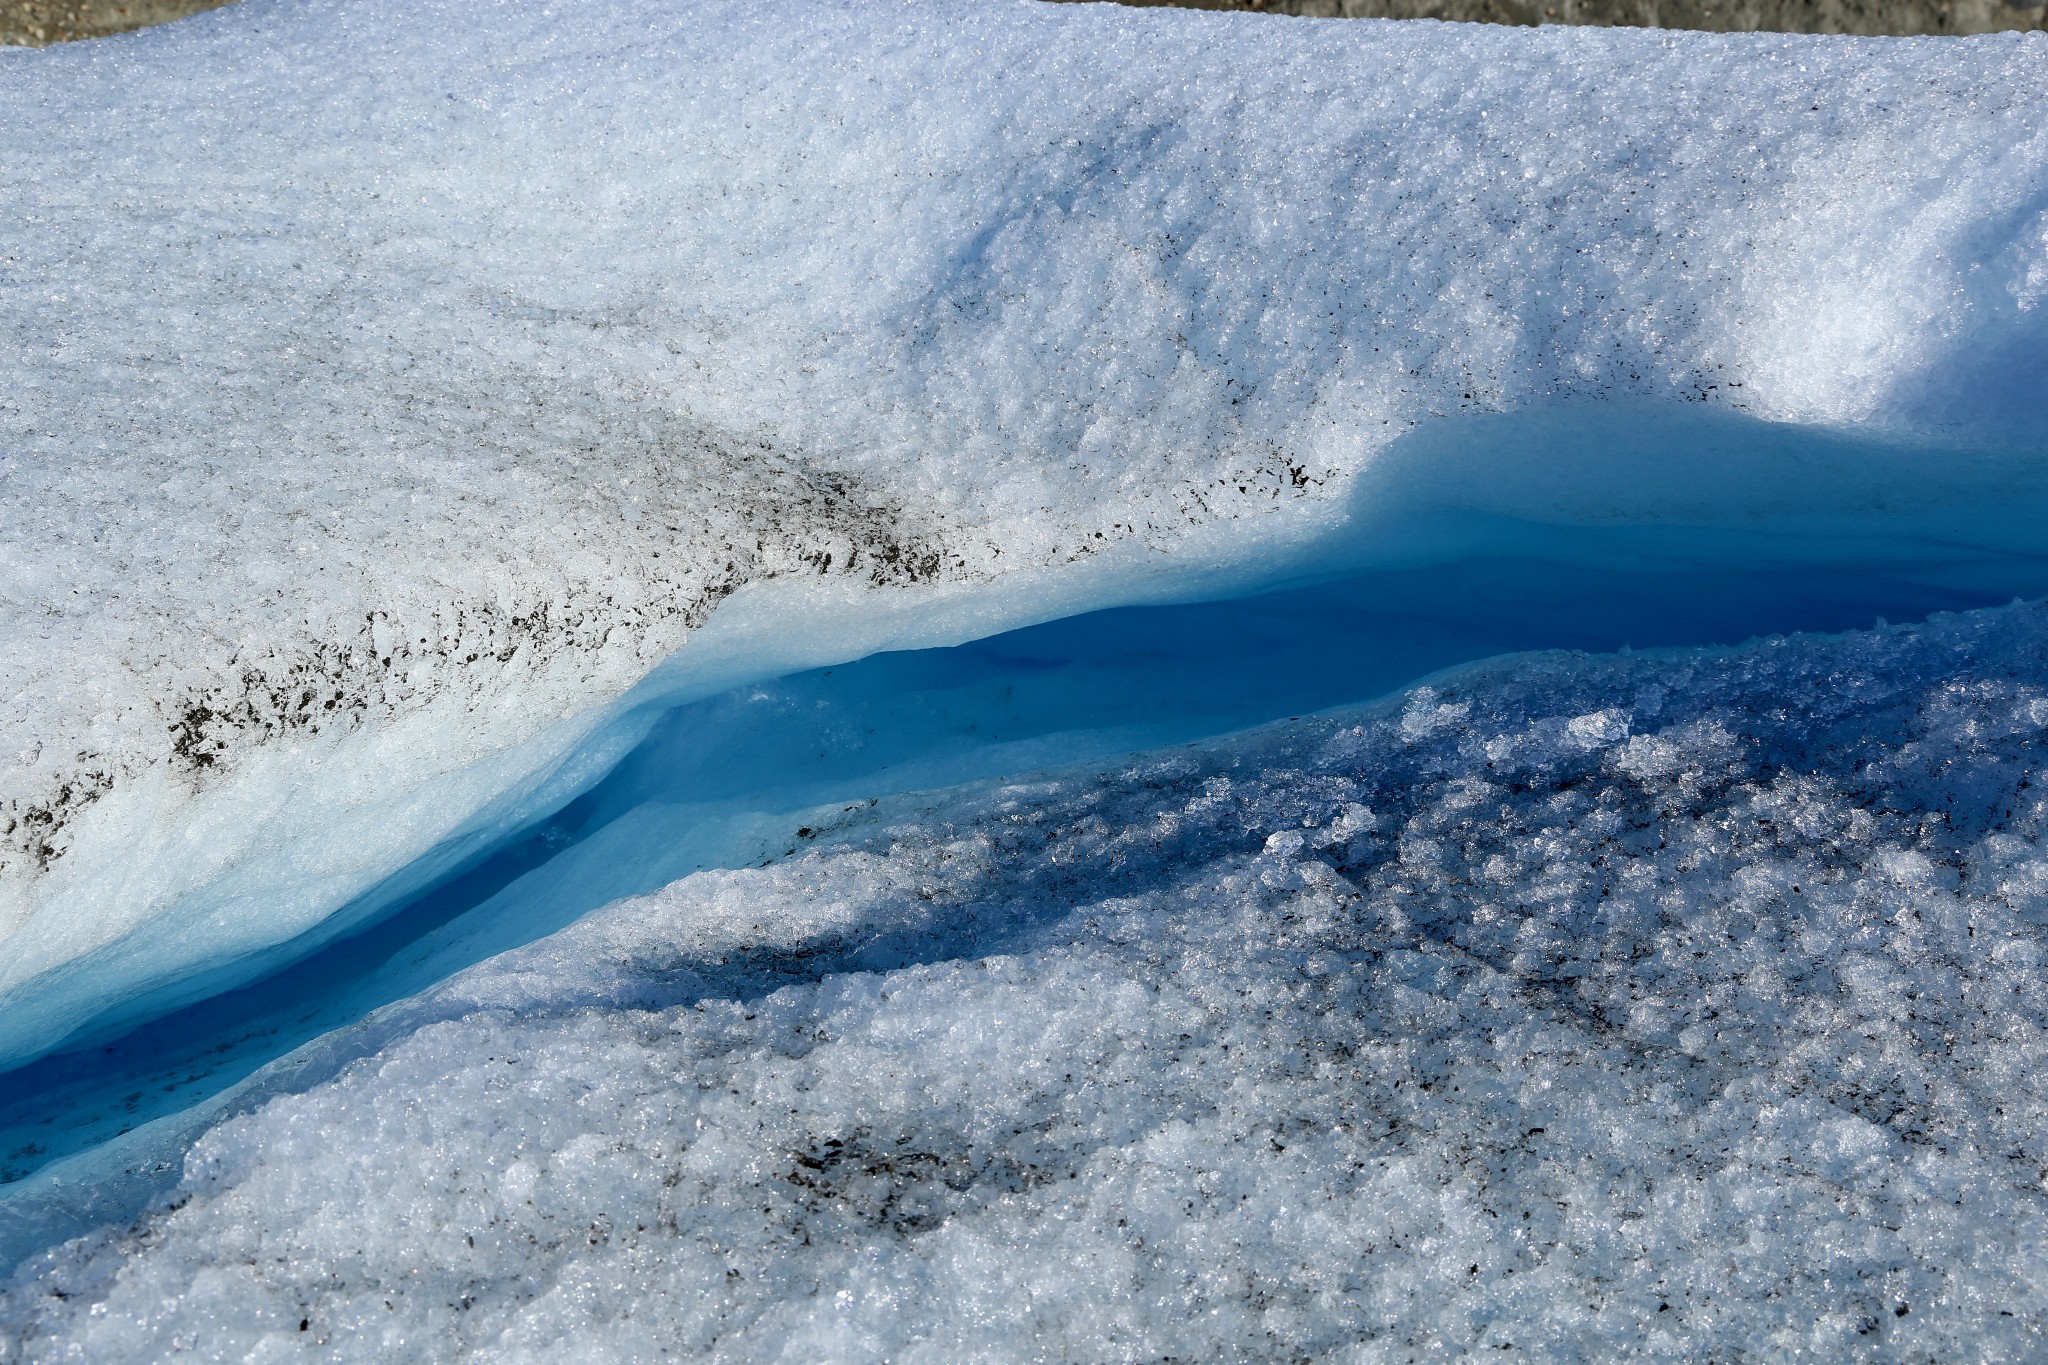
4, 0, 2048, 1353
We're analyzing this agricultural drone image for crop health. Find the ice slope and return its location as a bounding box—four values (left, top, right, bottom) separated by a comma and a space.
5, 0, 2048, 1095
8, 601, 2048, 1360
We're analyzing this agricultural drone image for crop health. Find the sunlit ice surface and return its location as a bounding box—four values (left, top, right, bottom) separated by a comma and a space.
5, 0, 2048, 1356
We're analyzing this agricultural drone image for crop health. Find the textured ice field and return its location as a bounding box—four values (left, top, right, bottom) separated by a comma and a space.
6, 0, 2048, 1356
10, 602, 2048, 1359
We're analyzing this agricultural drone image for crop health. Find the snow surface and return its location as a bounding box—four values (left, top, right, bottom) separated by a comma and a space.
9, 601, 2048, 1359
6, 0, 2048, 1354
5, 0, 2048, 1069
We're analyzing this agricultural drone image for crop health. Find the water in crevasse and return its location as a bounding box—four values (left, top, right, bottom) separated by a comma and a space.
3, 543, 2043, 1201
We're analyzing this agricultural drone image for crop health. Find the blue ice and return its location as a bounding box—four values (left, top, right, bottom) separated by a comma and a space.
7, 408, 2048, 1267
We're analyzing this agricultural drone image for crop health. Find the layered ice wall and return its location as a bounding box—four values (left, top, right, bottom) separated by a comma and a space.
4, 0, 2048, 1068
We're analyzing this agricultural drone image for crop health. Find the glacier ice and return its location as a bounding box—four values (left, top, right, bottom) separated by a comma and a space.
0, 546, 2021, 1230
3, 0, 2048, 1354
5, 0, 2048, 1071
9, 601, 2048, 1358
